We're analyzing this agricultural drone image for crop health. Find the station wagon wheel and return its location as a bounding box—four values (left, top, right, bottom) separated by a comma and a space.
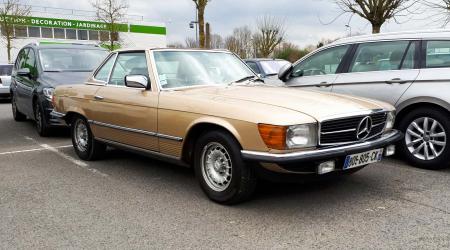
70, 116, 106, 161
194, 130, 257, 204
398, 108, 450, 170
34, 102, 50, 137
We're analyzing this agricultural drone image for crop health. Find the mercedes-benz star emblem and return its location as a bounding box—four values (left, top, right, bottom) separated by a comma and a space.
356, 116, 373, 140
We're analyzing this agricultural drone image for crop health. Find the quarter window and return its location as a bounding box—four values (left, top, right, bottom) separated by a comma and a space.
94, 54, 116, 82
109, 52, 148, 86
425, 41, 450, 68
292, 45, 349, 77
350, 41, 410, 72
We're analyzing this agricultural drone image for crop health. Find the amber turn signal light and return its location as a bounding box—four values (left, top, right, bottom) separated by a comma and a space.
258, 124, 287, 150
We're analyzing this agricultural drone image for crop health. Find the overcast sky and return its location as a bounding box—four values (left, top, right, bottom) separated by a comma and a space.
33, 0, 446, 47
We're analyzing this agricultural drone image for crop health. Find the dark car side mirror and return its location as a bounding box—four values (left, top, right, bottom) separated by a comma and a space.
125, 75, 149, 89
17, 68, 31, 77
278, 63, 293, 82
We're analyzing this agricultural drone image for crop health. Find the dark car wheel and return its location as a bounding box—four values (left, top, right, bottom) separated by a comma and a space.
34, 102, 51, 137
194, 130, 257, 204
11, 93, 26, 121
398, 107, 450, 170
71, 116, 106, 161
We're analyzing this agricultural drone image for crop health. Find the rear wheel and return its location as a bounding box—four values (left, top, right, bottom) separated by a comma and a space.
34, 102, 51, 137
11, 93, 26, 121
194, 130, 257, 204
398, 108, 449, 170
71, 116, 106, 161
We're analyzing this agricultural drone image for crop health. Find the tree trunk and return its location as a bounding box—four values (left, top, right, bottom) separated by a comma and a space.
197, 5, 205, 48
6, 35, 11, 63
372, 24, 381, 34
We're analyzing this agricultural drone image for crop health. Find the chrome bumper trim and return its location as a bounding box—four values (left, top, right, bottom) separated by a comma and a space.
241, 130, 402, 164
50, 111, 66, 118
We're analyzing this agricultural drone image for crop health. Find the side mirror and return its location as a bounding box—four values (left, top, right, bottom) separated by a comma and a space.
278, 63, 293, 82
125, 75, 149, 89
257, 73, 263, 79
17, 68, 31, 77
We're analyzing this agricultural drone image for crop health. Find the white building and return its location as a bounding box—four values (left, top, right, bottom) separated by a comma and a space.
1, 6, 167, 62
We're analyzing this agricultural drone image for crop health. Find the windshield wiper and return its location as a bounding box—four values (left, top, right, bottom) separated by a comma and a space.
228, 75, 263, 86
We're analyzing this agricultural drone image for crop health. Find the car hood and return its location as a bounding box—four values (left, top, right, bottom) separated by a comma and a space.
40, 71, 92, 87
177, 85, 393, 121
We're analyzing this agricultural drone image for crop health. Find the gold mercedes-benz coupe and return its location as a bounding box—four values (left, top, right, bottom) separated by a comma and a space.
51, 48, 402, 204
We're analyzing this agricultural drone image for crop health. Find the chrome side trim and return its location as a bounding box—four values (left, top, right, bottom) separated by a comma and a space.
320, 128, 356, 135
241, 130, 402, 164
95, 138, 189, 167
50, 110, 66, 118
89, 120, 183, 142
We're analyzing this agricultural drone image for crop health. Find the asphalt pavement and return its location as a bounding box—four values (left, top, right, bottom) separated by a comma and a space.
0, 101, 449, 249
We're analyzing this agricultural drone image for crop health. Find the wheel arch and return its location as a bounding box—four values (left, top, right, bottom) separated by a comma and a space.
396, 98, 450, 127
63, 109, 88, 125
181, 118, 244, 165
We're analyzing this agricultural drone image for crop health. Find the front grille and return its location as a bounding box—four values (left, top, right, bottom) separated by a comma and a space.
319, 112, 387, 146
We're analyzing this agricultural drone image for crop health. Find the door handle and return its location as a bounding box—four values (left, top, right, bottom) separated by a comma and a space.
385, 78, 408, 84
94, 95, 104, 100
316, 82, 331, 87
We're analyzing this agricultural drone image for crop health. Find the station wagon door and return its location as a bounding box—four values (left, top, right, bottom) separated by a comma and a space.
284, 45, 350, 92
332, 41, 420, 106
88, 51, 159, 152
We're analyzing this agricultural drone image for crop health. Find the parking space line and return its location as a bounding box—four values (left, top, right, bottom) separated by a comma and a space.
0, 145, 72, 155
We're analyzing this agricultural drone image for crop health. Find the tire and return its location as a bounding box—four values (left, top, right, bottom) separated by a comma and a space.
397, 107, 450, 170
194, 130, 257, 204
11, 93, 26, 121
71, 116, 106, 161
34, 102, 51, 137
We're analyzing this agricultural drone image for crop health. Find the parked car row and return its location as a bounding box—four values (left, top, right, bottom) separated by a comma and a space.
0, 63, 13, 100
8, 30, 450, 204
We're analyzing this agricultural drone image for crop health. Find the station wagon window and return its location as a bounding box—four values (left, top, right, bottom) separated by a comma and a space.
291, 45, 349, 77
15, 49, 28, 69
401, 42, 416, 70
246, 61, 261, 74
109, 52, 148, 86
349, 41, 410, 73
94, 54, 116, 82
22, 49, 37, 76
425, 41, 450, 68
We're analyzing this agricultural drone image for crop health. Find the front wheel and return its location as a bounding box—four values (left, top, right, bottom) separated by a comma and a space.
71, 116, 106, 161
398, 108, 449, 170
34, 102, 51, 137
194, 130, 257, 204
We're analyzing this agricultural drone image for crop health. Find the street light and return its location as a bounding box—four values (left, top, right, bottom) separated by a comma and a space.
345, 24, 352, 37
189, 21, 199, 47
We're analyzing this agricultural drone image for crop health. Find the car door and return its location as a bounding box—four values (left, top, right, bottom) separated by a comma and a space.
284, 45, 351, 91
88, 51, 159, 152
13, 48, 29, 114
15, 48, 38, 117
332, 40, 420, 105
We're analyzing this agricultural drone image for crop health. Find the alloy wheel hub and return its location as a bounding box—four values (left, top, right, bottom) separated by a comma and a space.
201, 142, 232, 192
405, 117, 447, 161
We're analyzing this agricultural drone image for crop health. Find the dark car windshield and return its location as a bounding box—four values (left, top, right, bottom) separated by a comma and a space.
0, 64, 13, 76
39, 48, 108, 72
259, 60, 289, 75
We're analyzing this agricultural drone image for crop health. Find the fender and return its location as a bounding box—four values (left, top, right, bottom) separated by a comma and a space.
397, 96, 450, 113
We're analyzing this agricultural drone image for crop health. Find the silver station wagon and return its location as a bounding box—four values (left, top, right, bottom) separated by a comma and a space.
279, 30, 450, 170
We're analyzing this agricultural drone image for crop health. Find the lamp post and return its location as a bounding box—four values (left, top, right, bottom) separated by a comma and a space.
189, 7, 199, 47
345, 24, 352, 37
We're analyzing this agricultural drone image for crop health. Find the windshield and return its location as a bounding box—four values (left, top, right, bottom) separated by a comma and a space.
259, 60, 289, 75
39, 48, 108, 72
153, 50, 254, 89
0, 65, 12, 76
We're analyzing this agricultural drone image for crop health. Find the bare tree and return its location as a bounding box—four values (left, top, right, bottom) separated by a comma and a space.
252, 16, 285, 58
209, 34, 224, 49
224, 26, 253, 58
92, 0, 128, 51
334, 0, 417, 33
168, 42, 185, 48
423, 0, 450, 27
192, 0, 211, 48
0, 0, 30, 63
185, 37, 198, 48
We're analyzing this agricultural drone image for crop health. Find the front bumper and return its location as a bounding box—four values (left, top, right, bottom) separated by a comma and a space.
241, 130, 402, 164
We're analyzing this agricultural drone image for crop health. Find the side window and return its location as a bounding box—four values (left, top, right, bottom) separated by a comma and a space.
350, 41, 409, 73
246, 62, 261, 74
94, 54, 116, 82
23, 49, 37, 76
292, 45, 349, 77
15, 48, 28, 70
425, 41, 450, 68
109, 52, 148, 86
401, 42, 416, 70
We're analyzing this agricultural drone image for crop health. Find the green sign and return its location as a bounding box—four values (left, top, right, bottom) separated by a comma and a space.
0, 15, 166, 35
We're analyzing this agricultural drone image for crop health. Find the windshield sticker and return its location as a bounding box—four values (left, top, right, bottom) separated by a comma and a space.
159, 74, 168, 86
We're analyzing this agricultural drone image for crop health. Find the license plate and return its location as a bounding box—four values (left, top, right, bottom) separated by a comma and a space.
343, 149, 384, 170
